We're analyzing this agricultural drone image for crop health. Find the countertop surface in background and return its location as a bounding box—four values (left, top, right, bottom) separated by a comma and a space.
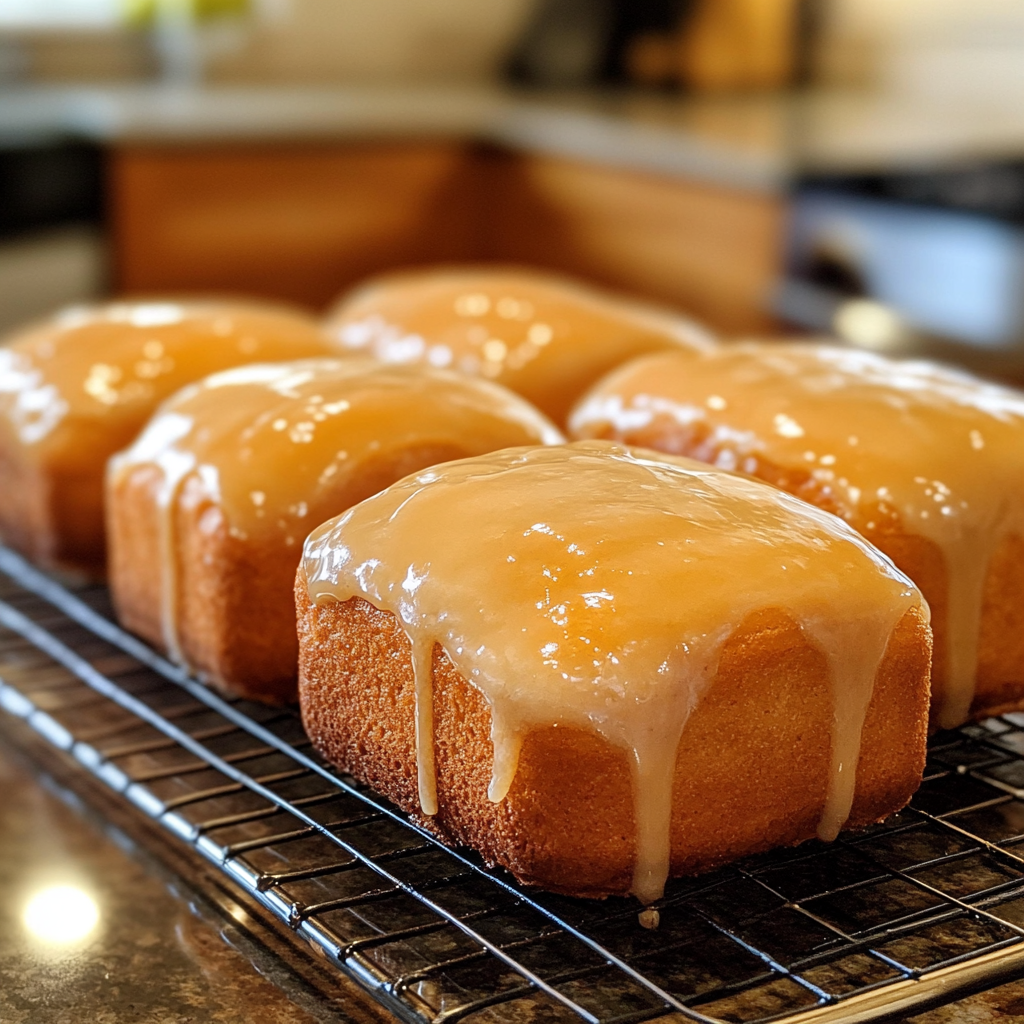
2, 84, 1024, 194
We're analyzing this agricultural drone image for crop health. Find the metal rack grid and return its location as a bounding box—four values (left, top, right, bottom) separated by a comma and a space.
4, 545, 1024, 1024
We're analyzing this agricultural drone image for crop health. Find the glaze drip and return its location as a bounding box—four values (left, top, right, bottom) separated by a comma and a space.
411, 637, 439, 816
570, 345, 1024, 727
155, 449, 196, 664
804, 613, 900, 840
107, 359, 562, 675
302, 441, 923, 902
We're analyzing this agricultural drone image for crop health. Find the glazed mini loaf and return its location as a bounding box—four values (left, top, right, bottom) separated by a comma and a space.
297, 442, 931, 901
108, 360, 561, 703
324, 266, 714, 425
0, 301, 332, 575
570, 344, 1024, 729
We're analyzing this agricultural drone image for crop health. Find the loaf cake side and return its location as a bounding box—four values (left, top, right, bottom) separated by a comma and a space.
866, 520, 1023, 723
0, 417, 135, 575
0, 436, 49, 566
976, 533, 1024, 718
109, 441, 476, 703
106, 462, 164, 650
108, 464, 298, 702
297, 589, 931, 898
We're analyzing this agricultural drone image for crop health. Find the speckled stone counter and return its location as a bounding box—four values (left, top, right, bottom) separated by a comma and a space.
0, 729, 382, 1024
900, 984, 1024, 1022
4, 719, 1024, 1024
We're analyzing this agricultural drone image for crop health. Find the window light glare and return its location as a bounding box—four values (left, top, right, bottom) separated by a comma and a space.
0, 0, 121, 29
833, 299, 906, 352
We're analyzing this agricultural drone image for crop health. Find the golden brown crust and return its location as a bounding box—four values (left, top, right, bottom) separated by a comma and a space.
0, 419, 122, 576
108, 443, 476, 703
585, 422, 1023, 727
107, 463, 165, 648
296, 587, 931, 898
976, 533, 1024, 719
0, 433, 49, 566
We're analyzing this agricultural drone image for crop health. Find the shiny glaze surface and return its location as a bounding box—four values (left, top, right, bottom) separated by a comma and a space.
325, 268, 714, 425
570, 344, 1024, 728
302, 441, 923, 902
0, 301, 332, 457
110, 359, 562, 669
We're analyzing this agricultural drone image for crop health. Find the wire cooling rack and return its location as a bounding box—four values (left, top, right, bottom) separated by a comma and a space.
4, 547, 1024, 1024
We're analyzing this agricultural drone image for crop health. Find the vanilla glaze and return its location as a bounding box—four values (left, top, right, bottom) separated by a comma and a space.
0, 302, 332, 451
109, 359, 562, 671
570, 344, 1024, 727
302, 441, 923, 902
325, 268, 714, 425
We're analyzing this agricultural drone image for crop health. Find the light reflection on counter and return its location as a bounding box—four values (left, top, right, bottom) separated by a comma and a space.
22, 883, 100, 946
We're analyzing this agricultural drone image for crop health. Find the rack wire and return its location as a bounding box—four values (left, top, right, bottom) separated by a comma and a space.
3, 545, 1024, 1024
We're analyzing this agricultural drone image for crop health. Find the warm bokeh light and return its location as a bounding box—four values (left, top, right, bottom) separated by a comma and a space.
833, 298, 906, 352
22, 885, 100, 945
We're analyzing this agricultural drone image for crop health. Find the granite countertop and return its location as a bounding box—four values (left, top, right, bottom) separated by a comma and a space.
1, 83, 1023, 195
0, 723, 385, 1024
3, 714, 1024, 1024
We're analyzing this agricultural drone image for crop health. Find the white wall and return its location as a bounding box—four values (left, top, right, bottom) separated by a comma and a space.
211, 0, 538, 84
0, 0, 538, 85
817, 0, 1024, 99
0, 0, 120, 30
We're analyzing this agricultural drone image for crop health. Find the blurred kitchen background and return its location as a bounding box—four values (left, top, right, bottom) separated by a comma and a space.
2, 0, 1024, 380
